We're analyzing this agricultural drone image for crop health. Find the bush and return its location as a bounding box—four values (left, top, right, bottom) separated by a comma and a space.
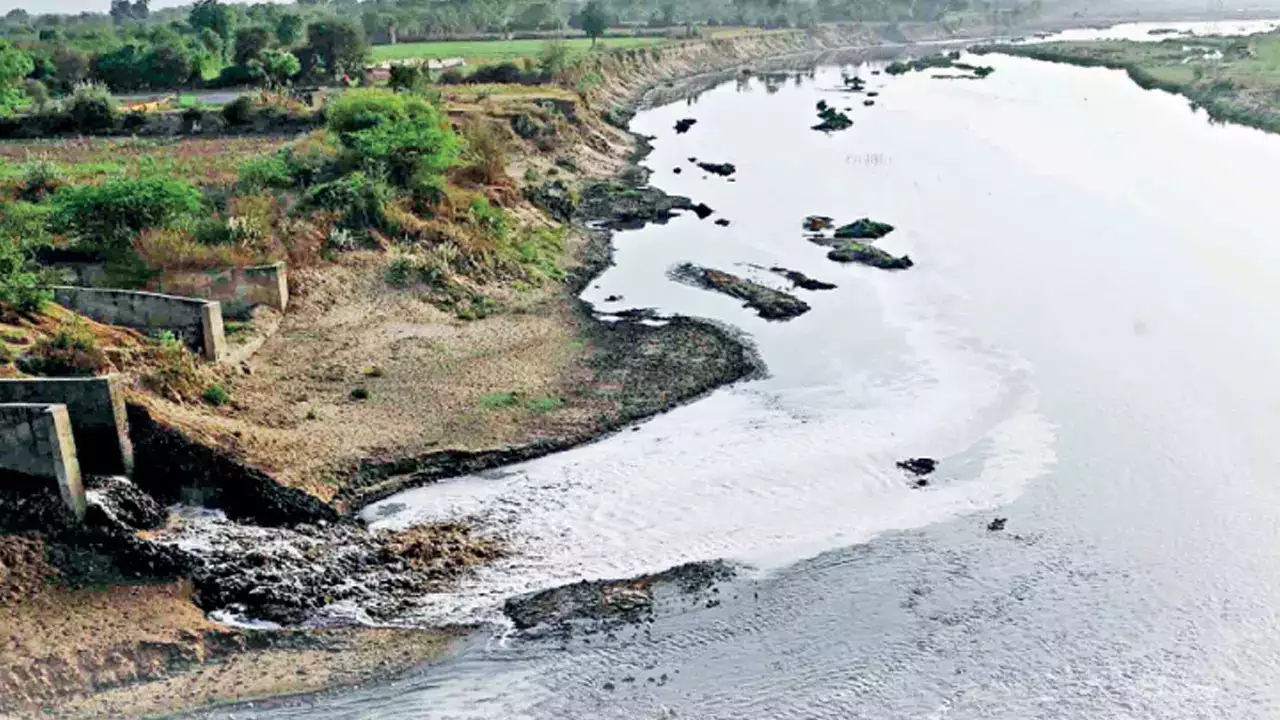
16, 319, 107, 377
63, 82, 116, 132
469, 62, 526, 85
214, 63, 268, 88
0, 202, 53, 243
222, 95, 255, 125
203, 384, 230, 406
278, 131, 342, 188
51, 177, 204, 250
388, 64, 427, 92
24, 79, 50, 111
439, 68, 464, 85
0, 239, 50, 315
540, 40, 571, 78
237, 153, 293, 191
326, 89, 461, 187
461, 120, 510, 185
142, 331, 211, 402
303, 171, 393, 231
468, 196, 506, 239
18, 159, 65, 202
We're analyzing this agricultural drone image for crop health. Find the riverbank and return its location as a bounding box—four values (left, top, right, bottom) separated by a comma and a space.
977, 28, 1280, 133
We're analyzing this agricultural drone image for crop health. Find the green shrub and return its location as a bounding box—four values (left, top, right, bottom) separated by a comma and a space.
237, 154, 293, 191
0, 239, 50, 315
303, 171, 392, 231
222, 95, 255, 125
388, 64, 427, 92
350, 387, 369, 400
16, 319, 106, 377
278, 132, 342, 188
203, 384, 230, 406
0, 202, 53, 243
63, 82, 116, 132
51, 177, 204, 249
18, 159, 65, 201
385, 255, 413, 286
326, 89, 461, 187
468, 196, 506, 239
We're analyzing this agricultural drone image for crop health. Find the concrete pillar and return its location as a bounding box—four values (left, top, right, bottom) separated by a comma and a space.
0, 403, 85, 520
201, 301, 226, 362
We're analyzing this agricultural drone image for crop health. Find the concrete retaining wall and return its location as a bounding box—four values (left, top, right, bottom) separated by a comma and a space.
51, 286, 226, 361
0, 404, 85, 520
0, 375, 132, 476
153, 262, 288, 319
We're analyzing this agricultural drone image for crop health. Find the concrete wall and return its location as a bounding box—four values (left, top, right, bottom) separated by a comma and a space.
0, 375, 132, 476
153, 262, 288, 319
51, 286, 226, 361
0, 404, 85, 520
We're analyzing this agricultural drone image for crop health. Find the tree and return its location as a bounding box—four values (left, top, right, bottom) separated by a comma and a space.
189, 0, 236, 59
0, 41, 34, 116
581, 0, 608, 45
303, 19, 368, 81
234, 25, 273, 65
276, 13, 304, 45
260, 48, 300, 87
50, 47, 90, 92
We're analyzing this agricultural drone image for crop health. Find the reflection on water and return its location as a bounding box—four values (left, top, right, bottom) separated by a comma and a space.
203, 20, 1280, 720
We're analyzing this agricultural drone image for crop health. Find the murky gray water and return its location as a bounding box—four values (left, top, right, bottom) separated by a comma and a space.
201, 22, 1280, 720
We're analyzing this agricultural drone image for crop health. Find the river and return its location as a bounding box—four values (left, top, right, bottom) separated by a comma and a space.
200, 21, 1280, 719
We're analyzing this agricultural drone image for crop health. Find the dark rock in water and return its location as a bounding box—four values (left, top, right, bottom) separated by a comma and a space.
669, 263, 810, 321
715, 218, 730, 227
827, 242, 913, 270
688, 156, 698, 162
812, 100, 852, 132
803, 215, 835, 232
695, 161, 736, 177
673, 167, 682, 174
871, 69, 882, 75
576, 181, 696, 230
973, 66, 995, 78
504, 559, 737, 631
867, 91, 880, 97
988, 517, 1007, 532
610, 307, 666, 321
833, 218, 895, 240
603, 294, 623, 302
897, 457, 937, 476
674, 118, 697, 133
766, 266, 837, 291
913, 478, 929, 488
691, 202, 714, 219
863, 99, 875, 106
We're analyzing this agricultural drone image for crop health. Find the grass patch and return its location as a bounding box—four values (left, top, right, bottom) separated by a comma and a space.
478, 391, 564, 412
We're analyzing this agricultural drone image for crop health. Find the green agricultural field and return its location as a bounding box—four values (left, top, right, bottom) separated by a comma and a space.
371, 36, 667, 64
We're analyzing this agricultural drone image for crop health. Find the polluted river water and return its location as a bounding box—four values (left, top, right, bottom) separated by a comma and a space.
197, 21, 1280, 720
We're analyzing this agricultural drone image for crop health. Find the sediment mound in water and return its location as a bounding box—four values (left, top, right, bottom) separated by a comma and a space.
670, 263, 811, 320
827, 242, 914, 270
834, 218, 895, 240
503, 560, 737, 631
754, 265, 837, 290
695, 161, 737, 176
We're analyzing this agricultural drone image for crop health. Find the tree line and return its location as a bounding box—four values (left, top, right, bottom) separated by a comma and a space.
0, 0, 1041, 101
